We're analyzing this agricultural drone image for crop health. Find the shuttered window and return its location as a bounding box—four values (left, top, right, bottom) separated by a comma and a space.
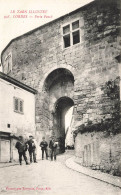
15, 98, 19, 111
14, 97, 24, 114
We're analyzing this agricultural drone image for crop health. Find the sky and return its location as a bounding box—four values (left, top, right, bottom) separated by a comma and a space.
0, 0, 94, 61
65, 106, 74, 130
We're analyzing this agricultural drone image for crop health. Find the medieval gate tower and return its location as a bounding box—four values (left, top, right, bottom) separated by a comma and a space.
1, 0, 121, 175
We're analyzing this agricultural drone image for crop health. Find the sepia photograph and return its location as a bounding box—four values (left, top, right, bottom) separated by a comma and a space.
0, 0, 121, 194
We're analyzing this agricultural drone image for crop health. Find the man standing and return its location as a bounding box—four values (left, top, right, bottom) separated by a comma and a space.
40, 137, 48, 160
27, 135, 37, 163
15, 136, 29, 165
49, 137, 58, 161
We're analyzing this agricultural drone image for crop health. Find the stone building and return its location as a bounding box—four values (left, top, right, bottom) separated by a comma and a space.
1, 0, 121, 175
0, 72, 37, 162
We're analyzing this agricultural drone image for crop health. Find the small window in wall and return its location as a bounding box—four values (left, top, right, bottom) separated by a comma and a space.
14, 97, 24, 114
73, 30, 80, 45
62, 20, 81, 48
63, 24, 70, 48
4, 52, 12, 74
63, 34, 70, 48
19, 100, 23, 113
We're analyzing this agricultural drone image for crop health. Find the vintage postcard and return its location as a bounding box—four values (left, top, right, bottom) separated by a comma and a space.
0, 0, 121, 194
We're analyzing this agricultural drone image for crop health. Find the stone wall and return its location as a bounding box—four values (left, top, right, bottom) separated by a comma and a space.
75, 132, 121, 176
1, 0, 121, 173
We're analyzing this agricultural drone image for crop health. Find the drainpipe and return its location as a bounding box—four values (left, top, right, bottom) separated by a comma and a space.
9, 134, 13, 162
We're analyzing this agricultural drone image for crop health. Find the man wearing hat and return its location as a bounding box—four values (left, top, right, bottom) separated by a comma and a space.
49, 137, 58, 161
15, 136, 29, 165
40, 137, 48, 160
27, 135, 37, 163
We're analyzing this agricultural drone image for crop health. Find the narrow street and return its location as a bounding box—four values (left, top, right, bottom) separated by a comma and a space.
0, 152, 121, 195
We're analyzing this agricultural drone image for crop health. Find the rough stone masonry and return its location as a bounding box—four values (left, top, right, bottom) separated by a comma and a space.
1, 0, 121, 176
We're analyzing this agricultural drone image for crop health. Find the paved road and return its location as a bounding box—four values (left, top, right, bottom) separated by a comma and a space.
0, 153, 121, 195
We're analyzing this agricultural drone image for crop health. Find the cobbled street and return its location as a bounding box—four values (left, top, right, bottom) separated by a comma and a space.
0, 153, 121, 195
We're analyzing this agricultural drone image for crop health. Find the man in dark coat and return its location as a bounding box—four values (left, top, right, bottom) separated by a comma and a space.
27, 135, 37, 163
15, 136, 29, 165
49, 137, 58, 161
40, 137, 48, 160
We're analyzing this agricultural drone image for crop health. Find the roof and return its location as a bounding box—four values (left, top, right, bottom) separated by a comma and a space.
0, 72, 38, 94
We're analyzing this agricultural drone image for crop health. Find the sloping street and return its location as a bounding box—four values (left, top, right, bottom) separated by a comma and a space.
0, 153, 121, 195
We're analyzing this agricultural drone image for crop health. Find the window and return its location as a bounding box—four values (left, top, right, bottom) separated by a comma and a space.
14, 97, 24, 114
73, 30, 80, 45
4, 52, 12, 74
62, 20, 81, 48
63, 34, 70, 48
19, 100, 23, 113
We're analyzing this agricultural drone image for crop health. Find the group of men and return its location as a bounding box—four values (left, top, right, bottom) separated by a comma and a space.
15, 135, 58, 165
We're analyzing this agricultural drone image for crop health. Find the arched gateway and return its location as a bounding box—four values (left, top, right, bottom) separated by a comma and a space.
43, 68, 74, 153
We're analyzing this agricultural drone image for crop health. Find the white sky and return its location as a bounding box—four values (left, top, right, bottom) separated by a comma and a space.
65, 106, 74, 130
0, 0, 94, 60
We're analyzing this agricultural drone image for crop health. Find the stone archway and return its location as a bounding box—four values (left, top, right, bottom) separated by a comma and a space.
42, 68, 74, 153
53, 97, 74, 153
